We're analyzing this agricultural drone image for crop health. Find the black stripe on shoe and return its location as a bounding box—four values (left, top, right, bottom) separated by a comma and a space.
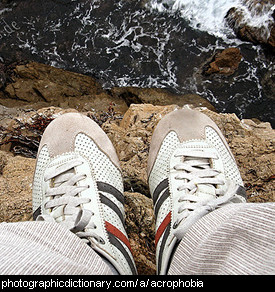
236, 185, 247, 199
154, 188, 170, 219
97, 181, 124, 204
97, 181, 137, 274
33, 206, 41, 220
153, 178, 169, 205
99, 192, 125, 224
107, 230, 137, 275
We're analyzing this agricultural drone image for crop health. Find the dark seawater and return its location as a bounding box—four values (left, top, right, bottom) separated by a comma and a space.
0, 0, 274, 126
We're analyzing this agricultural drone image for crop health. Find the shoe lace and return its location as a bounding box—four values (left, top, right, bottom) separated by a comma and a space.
172, 149, 241, 240
36, 158, 104, 244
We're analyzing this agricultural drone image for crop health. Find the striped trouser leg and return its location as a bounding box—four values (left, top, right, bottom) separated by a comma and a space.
0, 221, 116, 275
168, 202, 275, 275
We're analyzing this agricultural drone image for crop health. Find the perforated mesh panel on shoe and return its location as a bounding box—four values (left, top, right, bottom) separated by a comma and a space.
32, 145, 51, 212
149, 131, 180, 196
75, 133, 135, 274
205, 126, 243, 186
75, 133, 123, 193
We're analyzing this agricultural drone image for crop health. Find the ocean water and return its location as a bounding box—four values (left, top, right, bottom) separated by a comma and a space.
0, 0, 274, 125
150, 0, 275, 41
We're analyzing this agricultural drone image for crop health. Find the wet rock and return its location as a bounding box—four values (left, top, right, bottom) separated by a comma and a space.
225, 0, 275, 51
3, 62, 128, 113
204, 48, 243, 76
111, 87, 217, 111
0, 63, 6, 89
262, 65, 275, 101
1, 62, 217, 115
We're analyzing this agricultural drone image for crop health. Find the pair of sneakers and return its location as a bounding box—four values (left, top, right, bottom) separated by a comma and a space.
32, 108, 246, 275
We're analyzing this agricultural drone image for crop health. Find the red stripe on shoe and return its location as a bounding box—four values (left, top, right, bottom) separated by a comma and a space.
105, 221, 132, 252
155, 211, 171, 246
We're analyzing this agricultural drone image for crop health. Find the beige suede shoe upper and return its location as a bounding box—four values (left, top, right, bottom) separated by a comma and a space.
38, 112, 120, 169
147, 108, 235, 177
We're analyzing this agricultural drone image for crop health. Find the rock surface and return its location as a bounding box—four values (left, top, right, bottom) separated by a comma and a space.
0, 62, 217, 113
225, 0, 275, 51
111, 87, 216, 111
2, 62, 129, 113
204, 48, 243, 76
0, 103, 274, 274
124, 191, 156, 275
0, 150, 35, 223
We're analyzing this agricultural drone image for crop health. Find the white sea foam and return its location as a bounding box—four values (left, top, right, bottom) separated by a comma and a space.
0, 8, 12, 15
149, 0, 275, 40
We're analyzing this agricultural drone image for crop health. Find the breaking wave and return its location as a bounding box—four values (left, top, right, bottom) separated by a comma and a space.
149, 0, 275, 41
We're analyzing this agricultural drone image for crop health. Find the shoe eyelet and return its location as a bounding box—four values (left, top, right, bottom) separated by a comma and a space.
173, 221, 179, 229
173, 218, 183, 229
99, 237, 105, 244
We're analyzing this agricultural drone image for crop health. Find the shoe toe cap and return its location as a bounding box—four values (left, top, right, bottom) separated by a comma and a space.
147, 108, 223, 176
38, 112, 120, 169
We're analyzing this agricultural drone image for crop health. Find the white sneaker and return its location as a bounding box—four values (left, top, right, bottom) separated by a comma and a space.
32, 113, 137, 275
147, 108, 246, 275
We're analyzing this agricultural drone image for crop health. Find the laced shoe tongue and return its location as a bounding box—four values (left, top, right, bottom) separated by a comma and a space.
196, 184, 216, 197
49, 168, 78, 224
52, 168, 75, 187
44, 154, 90, 226
182, 155, 217, 198
54, 168, 78, 220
